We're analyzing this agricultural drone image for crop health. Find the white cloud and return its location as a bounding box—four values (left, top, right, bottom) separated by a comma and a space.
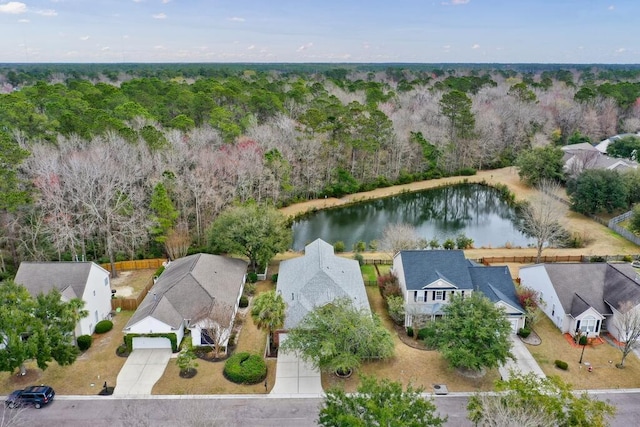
152, 13, 167, 19
608, 5, 614, 10
101, 46, 110, 51
616, 47, 627, 53
452, 0, 470, 4
472, 43, 480, 49
80, 35, 90, 41
18, 18, 29, 22
0, 2, 27, 14
297, 42, 313, 52
36, 9, 57, 16
228, 17, 245, 22
162, 0, 171, 3
154, 45, 166, 50
132, 0, 144, 3
247, 45, 255, 50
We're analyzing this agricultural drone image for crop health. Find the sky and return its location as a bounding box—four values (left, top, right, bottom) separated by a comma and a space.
0, 0, 638, 64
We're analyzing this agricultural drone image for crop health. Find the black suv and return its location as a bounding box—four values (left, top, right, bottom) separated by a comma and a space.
5, 386, 55, 409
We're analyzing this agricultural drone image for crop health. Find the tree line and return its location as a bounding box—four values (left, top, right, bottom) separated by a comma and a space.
1, 65, 640, 274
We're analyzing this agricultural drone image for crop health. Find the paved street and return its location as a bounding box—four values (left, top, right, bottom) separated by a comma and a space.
5, 391, 639, 427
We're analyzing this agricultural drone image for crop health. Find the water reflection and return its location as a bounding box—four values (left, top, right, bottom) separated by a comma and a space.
292, 184, 534, 250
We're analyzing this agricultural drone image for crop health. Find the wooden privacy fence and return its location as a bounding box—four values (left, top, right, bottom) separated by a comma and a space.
479, 254, 634, 265
101, 258, 165, 273
111, 276, 155, 311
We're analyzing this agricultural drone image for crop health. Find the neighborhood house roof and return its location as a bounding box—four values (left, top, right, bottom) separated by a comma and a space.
526, 263, 634, 318
398, 250, 474, 291
125, 253, 248, 330
14, 262, 98, 300
277, 239, 370, 329
469, 266, 524, 314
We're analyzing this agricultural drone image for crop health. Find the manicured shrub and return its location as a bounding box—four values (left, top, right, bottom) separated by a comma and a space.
271, 273, 278, 283
333, 241, 345, 253
77, 335, 92, 351
247, 272, 258, 283
354, 253, 364, 266
518, 327, 531, 338
154, 265, 165, 278
555, 360, 568, 370
353, 240, 366, 253
579, 335, 588, 346
406, 327, 414, 338
223, 352, 267, 384
95, 320, 113, 334
239, 295, 249, 308
417, 327, 431, 340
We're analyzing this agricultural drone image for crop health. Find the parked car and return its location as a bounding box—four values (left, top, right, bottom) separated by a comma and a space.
631, 260, 640, 268
5, 386, 55, 409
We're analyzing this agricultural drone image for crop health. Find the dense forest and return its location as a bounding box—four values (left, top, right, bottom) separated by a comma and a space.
1, 63, 640, 274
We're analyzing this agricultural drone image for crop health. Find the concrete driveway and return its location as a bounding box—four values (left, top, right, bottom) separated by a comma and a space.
113, 349, 172, 395
270, 334, 323, 396
499, 335, 545, 380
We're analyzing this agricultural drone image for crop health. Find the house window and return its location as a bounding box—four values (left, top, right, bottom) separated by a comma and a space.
579, 316, 598, 333
104, 277, 108, 286
434, 291, 444, 301
95, 310, 99, 323
93, 290, 96, 297
201, 330, 214, 345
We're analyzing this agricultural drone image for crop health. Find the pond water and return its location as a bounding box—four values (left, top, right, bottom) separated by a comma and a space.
291, 184, 535, 250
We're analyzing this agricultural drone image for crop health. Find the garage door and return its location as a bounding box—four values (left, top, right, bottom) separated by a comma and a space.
132, 337, 171, 349
509, 318, 519, 334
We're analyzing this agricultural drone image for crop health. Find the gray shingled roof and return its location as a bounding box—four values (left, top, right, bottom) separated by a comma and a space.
469, 266, 524, 313
14, 262, 95, 299
540, 263, 611, 317
603, 263, 640, 311
125, 253, 248, 330
398, 250, 474, 291
277, 239, 370, 329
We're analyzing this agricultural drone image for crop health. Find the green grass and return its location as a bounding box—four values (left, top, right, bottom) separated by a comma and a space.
361, 264, 377, 282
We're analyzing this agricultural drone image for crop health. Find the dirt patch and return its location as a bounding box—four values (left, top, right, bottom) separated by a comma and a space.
111, 269, 155, 299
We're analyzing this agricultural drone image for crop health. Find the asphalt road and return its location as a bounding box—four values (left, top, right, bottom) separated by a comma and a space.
5, 392, 640, 427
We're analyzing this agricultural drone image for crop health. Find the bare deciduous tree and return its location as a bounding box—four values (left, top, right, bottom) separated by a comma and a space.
613, 301, 640, 368
164, 223, 191, 260
195, 301, 235, 359
379, 223, 425, 255
519, 180, 568, 263
468, 391, 557, 427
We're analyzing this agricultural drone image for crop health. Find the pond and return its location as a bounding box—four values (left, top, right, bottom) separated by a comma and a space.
291, 183, 535, 251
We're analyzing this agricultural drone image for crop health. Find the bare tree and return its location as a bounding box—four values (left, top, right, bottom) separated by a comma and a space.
164, 223, 191, 260
613, 301, 640, 368
195, 301, 235, 359
379, 223, 425, 255
519, 180, 568, 263
469, 392, 557, 427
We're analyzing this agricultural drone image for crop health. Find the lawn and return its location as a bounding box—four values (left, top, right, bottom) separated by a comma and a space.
361, 264, 377, 282
528, 316, 640, 390
151, 280, 277, 395
0, 310, 133, 395
321, 286, 500, 393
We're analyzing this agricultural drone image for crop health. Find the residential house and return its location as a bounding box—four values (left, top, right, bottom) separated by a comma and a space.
562, 142, 638, 178
393, 250, 525, 332
14, 261, 112, 337
276, 239, 370, 337
123, 253, 248, 350
519, 262, 640, 341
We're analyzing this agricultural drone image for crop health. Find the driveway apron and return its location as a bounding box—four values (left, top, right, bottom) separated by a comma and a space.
499, 335, 545, 380
270, 334, 323, 396
113, 349, 172, 396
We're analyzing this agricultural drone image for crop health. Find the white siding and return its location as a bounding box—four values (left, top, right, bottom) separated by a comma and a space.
77, 263, 113, 336
126, 316, 184, 349
519, 265, 568, 332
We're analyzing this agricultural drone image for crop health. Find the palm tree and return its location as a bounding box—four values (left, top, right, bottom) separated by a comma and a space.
250, 290, 285, 354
